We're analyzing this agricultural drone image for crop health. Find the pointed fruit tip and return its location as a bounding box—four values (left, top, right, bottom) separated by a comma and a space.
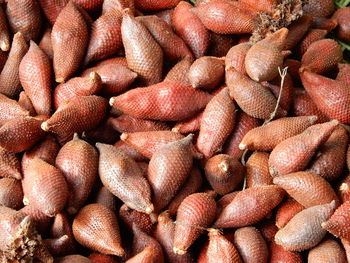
56, 77, 65, 83
218, 160, 229, 172
0, 41, 9, 51
109, 97, 116, 106
173, 246, 187, 255
145, 204, 154, 214
41, 121, 49, 131
120, 133, 128, 141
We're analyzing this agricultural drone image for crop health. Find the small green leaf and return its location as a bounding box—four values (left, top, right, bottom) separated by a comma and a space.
334, 0, 350, 8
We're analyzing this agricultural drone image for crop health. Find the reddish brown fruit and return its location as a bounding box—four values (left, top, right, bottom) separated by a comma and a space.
226, 67, 285, 119
19, 41, 52, 116
73, 203, 124, 256
233, 227, 268, 263
339, 174, 350, 203
240, 116, 317, 151
154, 9, 174, 25
193, 0, 256, 34
135, 0, 180, 11
0, 178, 23, 209
0, 147, 21, 179
322, 201, 350, 240
96, 143, 154, 214
246, 152, 272, 188
89, 253, 119, 263
102, 0, 135, 14
208, 32, 235, 57
284, 15, 313, 50
217, 191, 239, 215
301, 70, 350, 123
164, 56, 193, 83
126, 247, 158, 263
225, 43, 251, 74
148, 135, 193, 212
85, 10, 123, 65
204, 154, 244, 195
283, 59, 301, 83
121, 12, 163, 86
41, 96, 108, 144
303, 0, 334, 17
239, 0, 277, 12
0, 5, 9, 52
172, 111, 203, 134
19, 205, 52, 234
173, 1, 210, 58
188, 56, 224, 90
269, 242, 303, 263
269, 120, 339, 176
332, 7, 350, 43
138, 15, 193, 62
94, 186, 118, 212
6, 0, 42, 41
96, 56, 128, 67
197, 88, 235, 158
56, 255, 91, 263
44, 235, 72, 256
110, 81, 212, 121
342, 239, 350, 263
213, 185, 285, 228
308, 238, 347, 263
245, 28, 289, 82
39, 26, 53, 59
173, 192, 217, 254
52, 1, 88, 82
0, 116, 46, 153
73, 0, 104, 12
312, 16, 338, 31
275, 201, 337, 251
0, 93, 29, 126
297, 29, 328, 56
0, 32, 28, 98
301, 39, 343, 74
113, 140, 146, 162
337, 63, 350, 86
119, 205, 154, 235
223, 112, 260, 159
275, 199, 305, 229
38, 0, 69, 25
18, 91, 36, 116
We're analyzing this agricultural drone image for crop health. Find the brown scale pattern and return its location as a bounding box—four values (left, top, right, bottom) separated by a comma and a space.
283, 59, 301, 83
226, 68, 285, 120
275, 199, 305, 229
223, 112, 260, 159
172, 111, 203, 134
119, 205, 154, 235
193, 0, 256, 35
52, 1, 88, 83
0, 116, 46, 153
308, 238, 347, 263
0, 50, 7, 73
102, 0, 135, 14
273, 172, 338, 208
308, 126, 348, 180
239, 0, 278, 12
6, 0, 42, 41
56, 134, 98, 214
109, 114, 169, 133
39, 27, 54, 59
208, 32, 235, 57
332, 7, 350, 43
18, 91, 36, 116
233, 227, 268, 263
0, 178, 23, 209
135, 0, 180, 11
138, 15, 193, 62
197, 88, 235, 158
89, 253, 119, 263
303, 0, 334, 17
94, 186, 118, 212
22, 158, 68, 217
126, 247, 158, 263
82, 63, 137, 96
297, 29, 328, 56
322, 201, 350, 240
44, 235, 72, 256
341, 239, 350, 263
269, 242, 303, 263
41, 96, 108, 144
113, 140, 147, 162
0, 32, 28, 98
173, 192, 217, 254
269, 120, 338, 176
0, 147, 21, 179
213, 185, 285, 228
84, 10, 123, 65
110, 81, 212, 121
225, 43, 251, 75
38, 0, 68, 25
337, 63, 350, 86
259, 220, 278, 244
301, 39, 343, 74
154, 9, 174, 25
173, 1, 210, 59
312, 17, 338, 32
245, 28, 289, 82
301, 70, 350, 123
246, 152, 273, 188
96, 57, 128, 67
19, 41, 52, 116
204, 154, 244, 195
284, 15, 313, 51
96, 143, 154, 214
73, 0, 104, 12
275, 201, 337, 251
0, 93, 29, 126
240, 116, 318, 151
148, 135, 193, 212
19, 205, 52, 235
165, 56, 193, 83
121, 12, 163, 86
54, 72, 102, 109
216, 191, 239, 215
56, 255, 91, 263
0, 5, 9, 51
73, 204, 124, 256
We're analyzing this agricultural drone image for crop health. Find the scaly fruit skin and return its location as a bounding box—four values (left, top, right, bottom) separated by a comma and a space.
245, 28, 289, 82
173, 1, 210, 58
96, 143, 154, 214
337, 63, 350, 86
73, 0, 104, 12
301, 39, 343, 74
297, 29, 328, 56
110, 81, 212, 121
233, 227, 268, 263
240, 116, 318, 151
284, 15, 313, 51
322, 201, 350, 240
0, 178, 23, 209
225, 43, 251, 74
193, 0, 256, 34
94, 186, 118, 212
38, 0, 68, 25
22, 158, 68, 217
18, 91, 36, 116
312, 17, 338, 32
19, 41, 52, 116
0, 32, 28, 98
239, 0, 277, 13
246, 152, 273, 188
119, 205, 154, 234
114, 140, 146, 162
165, 56, 193, 83
102, 0, 135, 14
39, 27, 53, 59
52, 1, 88, 82
89, 253, 119, 263
303, 0, 334, 17
56, 255, 91, 263
172, 111, 203, 134
0, 6, 10, 52
0, 93, 29, 126
0, 147, 21, 179
18, 204, 51, 234
121, 12, 163, 86
173, 192, 217, 255
269, 120, 339, 176
126, 247, 158, 263
275, 199, 305, 229
300, 70, 350, 123
332, 7, 350, 43
308, 238, 347, 263
72, 204, 124, 256
135, 0, 180, 11
148, 135, 193, 212
275, 201, 337, 251
213, 185, 285, 228
197, 88, 235, 158
269, 242, 303, 263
